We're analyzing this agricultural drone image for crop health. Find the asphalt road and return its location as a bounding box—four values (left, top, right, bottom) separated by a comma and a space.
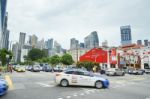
1, 71, 150, 99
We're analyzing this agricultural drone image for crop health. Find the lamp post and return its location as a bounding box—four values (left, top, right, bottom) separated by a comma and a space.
6, 54, 10, 72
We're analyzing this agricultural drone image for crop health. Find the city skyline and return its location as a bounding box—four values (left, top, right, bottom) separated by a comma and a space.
7, 0, 150, 49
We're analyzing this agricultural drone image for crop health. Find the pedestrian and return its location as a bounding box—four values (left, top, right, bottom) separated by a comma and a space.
8, 64, 13, 73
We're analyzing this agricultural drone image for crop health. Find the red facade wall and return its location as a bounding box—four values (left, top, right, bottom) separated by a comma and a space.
80, 48, 108, 63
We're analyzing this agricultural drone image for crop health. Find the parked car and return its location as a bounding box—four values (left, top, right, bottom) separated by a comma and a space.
100, 69, 106, 74
106, 68, 125, 76
26, 66, 33, 71
145, 69, 150, 74
13, 65, 20, 71
55, 69, 109, 89
128, 68, 144, 75
42, 65, 52, 72
31, 65, 41, 72
16, 66, 26, 72
0, 78, 8, 95
53, 67, 63, 72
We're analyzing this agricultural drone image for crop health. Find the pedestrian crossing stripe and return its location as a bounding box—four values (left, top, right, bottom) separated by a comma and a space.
5, 75, 14, 90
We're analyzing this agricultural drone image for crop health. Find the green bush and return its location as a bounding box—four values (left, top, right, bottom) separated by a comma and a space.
76, 61, 99, 71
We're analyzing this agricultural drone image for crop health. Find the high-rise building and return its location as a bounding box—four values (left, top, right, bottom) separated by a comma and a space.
1, 12, 9, 49
36, 38, 45, 50
137, 40, 142, 45
20, 44, 32, 62
120, 25, 132, 46
79, 43, 84, 48
17, 32, 26, 62
45, 38, 53, 50
84, 31, 99, 49
148, 42, 150, 46
12, 42, 19, 62
29, 34, 38, 48
2, 29, 9, 49
0, 0, 7, 48
54, 41, 61, 53
144, 39, 149, 46
102, 40, 108, 47
70, 38, 79, 50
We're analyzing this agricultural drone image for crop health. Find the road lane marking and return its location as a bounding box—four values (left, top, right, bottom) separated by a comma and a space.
80, 93, 84, 96
5, 75, 14, 90
36, 82, 51, 87
58, 98, 63, 99
66, 96, 71, 99
73, 94, 77, 97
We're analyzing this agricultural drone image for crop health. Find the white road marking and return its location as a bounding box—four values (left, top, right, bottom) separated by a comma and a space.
66, 96, 71, 99
85, 90, 90, 93
73, 94, 77, 97
80, 93, 84, 96
145, 96, 150, 99
58, 98, 63, 99
36, 82, 51, 87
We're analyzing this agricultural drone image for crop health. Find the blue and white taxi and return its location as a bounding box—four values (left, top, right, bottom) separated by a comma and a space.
0, 78, 8, 95
55, 69, 109, 89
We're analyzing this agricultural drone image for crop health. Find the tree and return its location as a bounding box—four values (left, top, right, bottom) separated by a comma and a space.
76, 61, 99, 71
0, 49, 13, 66
49, 55, 60, 66
36, 57, 49, 63
28, 48, 47, 61
61, 54, 74, 65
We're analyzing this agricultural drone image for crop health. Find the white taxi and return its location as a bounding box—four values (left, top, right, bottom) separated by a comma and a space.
55, 69, 109, 89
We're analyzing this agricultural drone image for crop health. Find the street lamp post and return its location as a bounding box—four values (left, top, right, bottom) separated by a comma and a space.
6, 54, 10, 72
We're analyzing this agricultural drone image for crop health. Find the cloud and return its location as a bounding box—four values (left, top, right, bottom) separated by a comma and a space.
7, 0, 150, 49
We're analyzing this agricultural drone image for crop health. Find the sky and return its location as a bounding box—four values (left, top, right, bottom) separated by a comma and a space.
7, 0, 150, 49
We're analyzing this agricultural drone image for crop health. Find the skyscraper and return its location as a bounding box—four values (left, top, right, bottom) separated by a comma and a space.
2, 29, 9, 49
84, 31, 99, 49
12, 42, 19, 62
102, 40, 108, 47
137, 40, 142, 45
54, 41, 61, 53
36, 38, 45, 50
29, 34, 38, 48
148, 42, 150, 46
144, 39, 148, 46
1, 12, 9, 49
79, 43, 84, 48
120, 25, 132, 46
45, 38, 53, 50
17, 32, 26, 62
70, 38, 79, 50
0, 0, 7, 49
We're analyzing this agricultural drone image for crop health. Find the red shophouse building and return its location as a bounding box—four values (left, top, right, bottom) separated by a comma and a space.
80, 48, 118, 68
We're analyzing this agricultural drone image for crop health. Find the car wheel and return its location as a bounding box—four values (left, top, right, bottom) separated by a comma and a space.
122, 73, 125, 76
95, 81, 103, 89
141, 72, 143, 75
60, 79, 69, 87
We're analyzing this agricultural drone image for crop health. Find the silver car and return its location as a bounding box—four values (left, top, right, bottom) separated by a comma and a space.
128, 68, 144, 75
106, 68, 125, 76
